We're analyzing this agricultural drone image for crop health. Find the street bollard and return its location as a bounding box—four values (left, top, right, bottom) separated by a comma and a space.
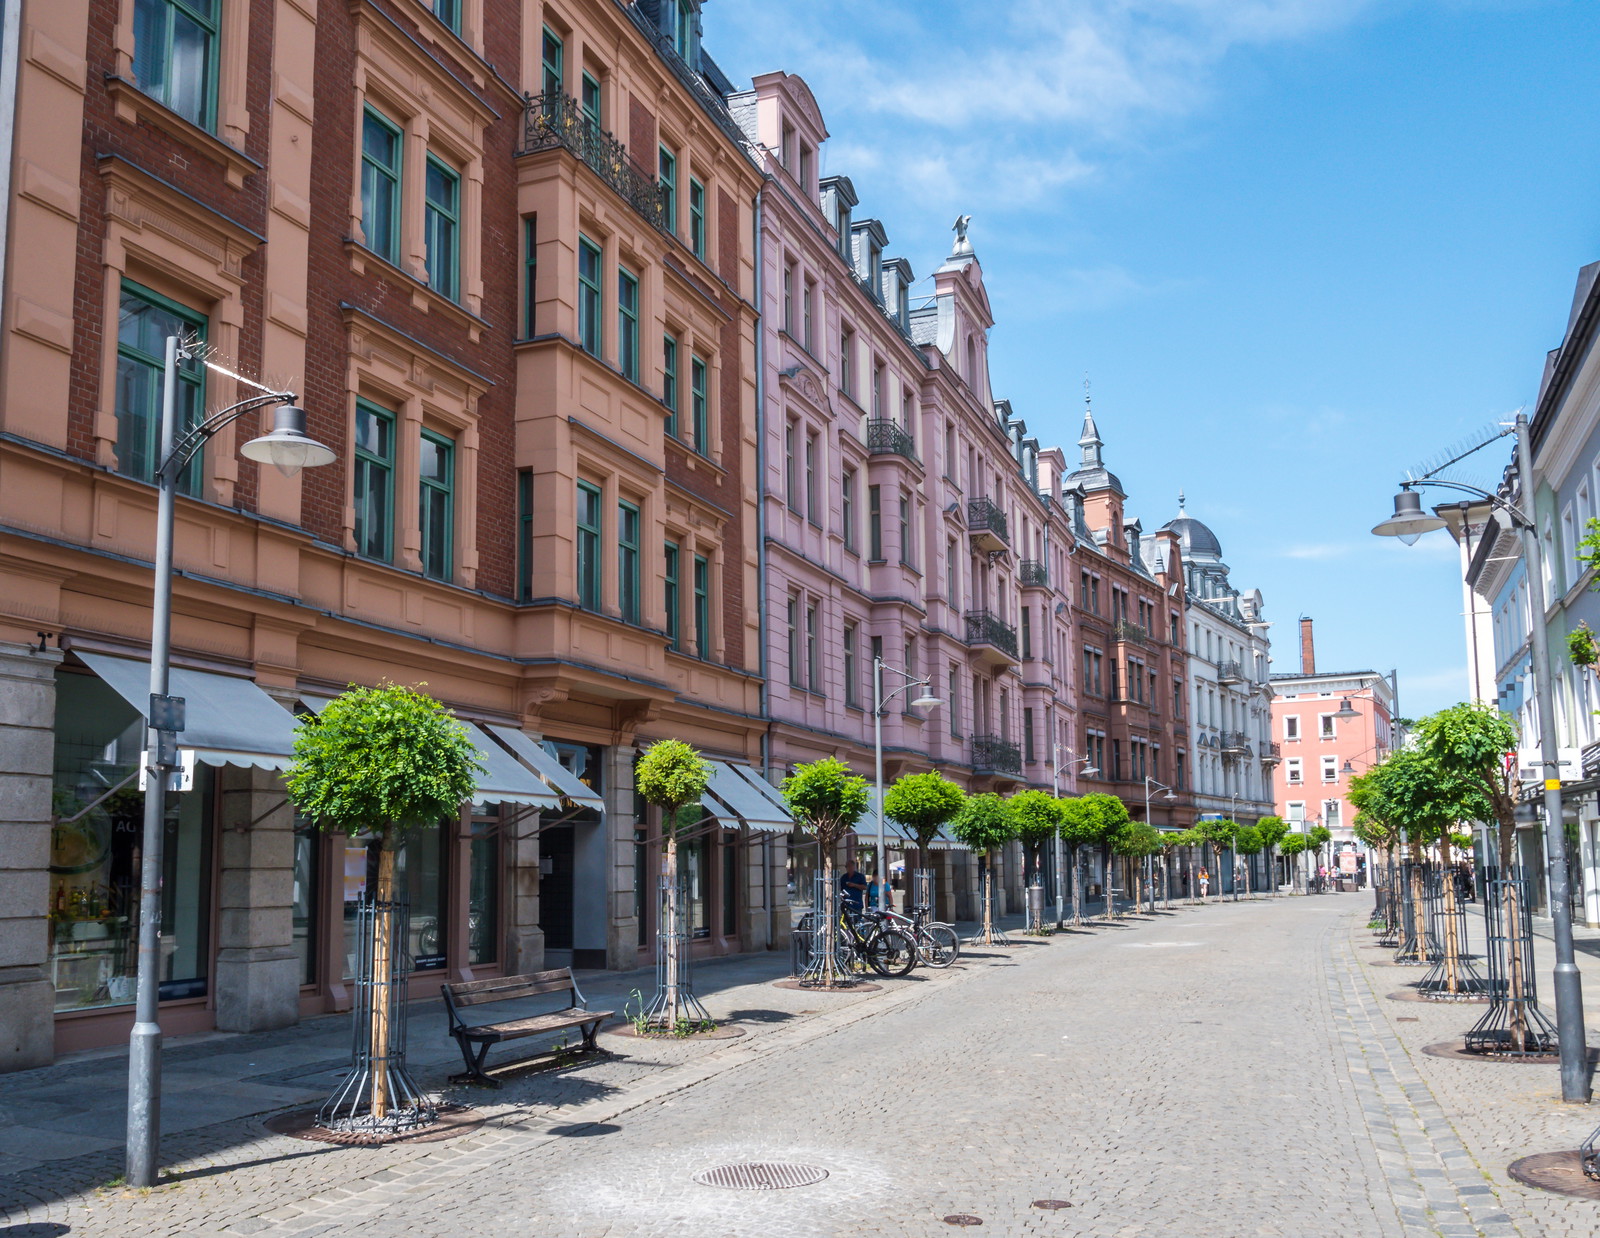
1027, 881, 1046, 934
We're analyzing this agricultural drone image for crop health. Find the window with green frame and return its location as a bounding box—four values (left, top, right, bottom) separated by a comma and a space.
353, 400, 395, 562
659, 146, 677, 234
664, 541, 680, 650
688, 179, 706, 260
617, 267, 639, 382
360, 107, 402, 266
662, 334, 679, 437
692, 554, 710, 659
419, 431, 454, 581
690, 354, 709, 455
517, 470, 534, 601
581, 72, 601, 130
424, 155, 460, 302
522, 216, 537, 339
431, 0, 460, 33
133, 0, 218, 132
576, 481, 602, 609
114, 281, 206, 495
541, 27, 563, 95
577, 235, 602, 357
617, 500, 640, 624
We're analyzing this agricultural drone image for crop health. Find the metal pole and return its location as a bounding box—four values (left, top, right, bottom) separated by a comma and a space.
874, 656, 887, 912
1052, 744, 1065, 926
127, 335, 180, 1187
1514, 412, 1590, 1103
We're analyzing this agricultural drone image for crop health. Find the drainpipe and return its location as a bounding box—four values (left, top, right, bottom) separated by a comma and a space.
752, 178, 776, 950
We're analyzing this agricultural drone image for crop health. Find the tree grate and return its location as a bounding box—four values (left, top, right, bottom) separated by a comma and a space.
692, 1162, 828, 1191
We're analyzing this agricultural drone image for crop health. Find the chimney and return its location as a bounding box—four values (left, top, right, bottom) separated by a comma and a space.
1300, 617, 1316, 675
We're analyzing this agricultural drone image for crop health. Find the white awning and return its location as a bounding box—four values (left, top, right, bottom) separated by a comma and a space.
486, 725, 606, 811
857, 787, 967, 850
77, 652, 300, 771
702, 760, 792, 835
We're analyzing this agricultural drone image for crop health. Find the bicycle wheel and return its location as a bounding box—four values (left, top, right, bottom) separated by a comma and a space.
920, 923, 960, 968
865, 928, 918, 977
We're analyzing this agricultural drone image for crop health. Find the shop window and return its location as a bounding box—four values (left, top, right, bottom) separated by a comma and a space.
116, 281, 206, 494
354, 400, 395, 563
341, 824, 447, 976
722, 835, 738, 937
681, 836, 709, 938
361, 107, 403, 266
292, 819, 319, 985
469, 814, 498, 966
133, 0, 218, 131
419, 430, 454, 581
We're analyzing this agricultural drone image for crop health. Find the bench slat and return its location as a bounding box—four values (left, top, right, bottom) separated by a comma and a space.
445, 968, 577, 1008
460, 1007, 615, 1042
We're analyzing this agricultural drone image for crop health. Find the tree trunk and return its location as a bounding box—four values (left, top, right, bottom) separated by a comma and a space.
1070, 843, 1082, 925
371, 834, 397, 1121
1407, 838, 1428, 964
982, 850, 996, 943
663, 828, 680, 1024
1103, 843, 1114, 921
820, 839, 839, 986
1440, 834, 1462, 993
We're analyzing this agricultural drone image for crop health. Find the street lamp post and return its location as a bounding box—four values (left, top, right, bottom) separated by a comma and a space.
126, 336, 336, 1188
1144, 775, 1175, 910
1228, 792, 1240, 900
872, 656, 941, 912
1372, 410, 1590, 1105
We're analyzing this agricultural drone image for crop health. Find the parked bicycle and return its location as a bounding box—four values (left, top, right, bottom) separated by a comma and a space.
840, 907, 918, 977
874, 904, 960, 968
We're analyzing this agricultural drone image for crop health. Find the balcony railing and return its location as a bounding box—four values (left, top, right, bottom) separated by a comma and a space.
520, 93, 666, 230
966, 497, 1009, 545
1216, 659, 1244, 684
1221, 730, 1251, 756
964, 609, 1019, 659
1112, 619, 1148, 646
1019, 559, 1048, 587
1263, 742, 1282, 763
972, 734, 1023, 775
866, 418, 916, 460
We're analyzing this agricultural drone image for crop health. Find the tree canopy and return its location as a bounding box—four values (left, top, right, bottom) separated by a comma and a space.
1189, 818, 1236, 856
1256, 816, 1289, 850
635, 739, 713, 839
782, 758, 869, 852
1111, 820, 1162, 858
1233, 824, 1264, 856
1347, 747, 1490, 850
1279, 833, 1309, 858
287, 683, 481, 839
950, 792, 1017, 856
1059, 792, 1129, 847
883, 770, 966, 851
1412, 701, 1519, 868
1010, 789, 1066, 852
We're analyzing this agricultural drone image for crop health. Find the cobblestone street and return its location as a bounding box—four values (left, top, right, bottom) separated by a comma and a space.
6, 895, 1600, 1237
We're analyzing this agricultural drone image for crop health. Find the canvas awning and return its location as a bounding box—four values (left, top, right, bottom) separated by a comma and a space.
702, 760, 792, 835
857, 787, 967, 850
485, 725, 605, 811
77, 652, 300, 771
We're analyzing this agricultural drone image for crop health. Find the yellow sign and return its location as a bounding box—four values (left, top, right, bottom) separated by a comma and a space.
1545, 779, 1563, 791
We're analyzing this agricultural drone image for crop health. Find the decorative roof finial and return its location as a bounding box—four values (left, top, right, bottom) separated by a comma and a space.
1178, 489, 1186, 514
1078, 376, 1103, 469
951, 213, 973, 256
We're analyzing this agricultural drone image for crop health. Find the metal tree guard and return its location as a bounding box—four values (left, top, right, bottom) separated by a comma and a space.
1582, 1120, 1600, 1181
645, 872, 712, 1027
1416, 866, 1486, 1000
318, 899, 433, 1132
1464, 871, 1557, 1056
1376, 858, 1402, 947
795, 874, 857, 988
971, 857, 1012, 946
912, 868, 935, 916
1393, 861, 1439, 965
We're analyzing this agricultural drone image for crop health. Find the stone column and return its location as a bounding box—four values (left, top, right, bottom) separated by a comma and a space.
606, 745, 639, 970
0, 641, 61, 1071
506, 805, 544, 976
213, 766, 300, 1032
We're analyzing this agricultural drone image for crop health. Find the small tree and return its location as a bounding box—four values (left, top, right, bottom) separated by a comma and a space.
783, 758, 870, 987
1057, 796, 1098, 924
1111, 821, 1161, 912
1189, 819, 1236, 899
287, 683, 481, 1124
950, 793, 1018, 944
883, 771, 966, 908
1234, 825, 1264, 898
1278, 832, 1310, 892
1256, 816, 1289, 895
635, 740, 713, 1026
1010, 788, 1066, 885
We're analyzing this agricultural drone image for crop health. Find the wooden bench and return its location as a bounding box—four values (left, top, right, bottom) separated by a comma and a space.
441, 968, 613, 1086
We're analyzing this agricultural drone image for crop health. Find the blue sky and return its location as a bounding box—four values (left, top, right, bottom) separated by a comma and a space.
708, 0, 1600, 717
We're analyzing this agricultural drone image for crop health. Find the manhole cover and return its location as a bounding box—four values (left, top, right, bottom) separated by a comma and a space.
943, 1216, 983, 1227
1507, 1151, 1600, 1200
692, 1162, 828, 1191
1033, 1199, 1074, 1209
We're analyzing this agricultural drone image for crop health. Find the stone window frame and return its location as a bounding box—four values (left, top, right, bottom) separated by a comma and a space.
340, 307, 487, 587
94, 157, 262, 505
661, 490, 723, 664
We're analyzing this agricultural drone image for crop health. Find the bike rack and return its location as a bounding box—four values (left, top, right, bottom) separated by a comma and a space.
793, 875, 860, 988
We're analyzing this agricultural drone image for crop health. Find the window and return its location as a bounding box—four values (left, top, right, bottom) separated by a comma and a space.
806, 604, 820, 690
617, 268, 640, 381
1021, 607, 1032, 660
541, 26, 564, 95
798, 143, 813, 193
424, 156, 461, 302
576, 481, 602, 609
133, 0, 218, 131
432, 0, 460, 33
617, 500, 641, 624
690, 355, 709, 454
949, 666, 961, 737
784, 421, 800, 512
1284, 715, 1300, 741
1286, 758, 1303, 785
577, 236, 602, 357
842, 467, 857, 551
786, 597, 801, 686
1112, 739, 1123, 782
805, 432, 819, 522
689, 179, 706, 260
581, 71, 601, 131
522, 216, 538, 338
843, 622, 859, 707
868, 485, 882, 559
1319, 713, 1336, 739
662, 335, 679, 436
1175, 751, 1186, 790
839, 327, 854, 396
658, 146, 677, 234
947, 538, 959, 607
897, 493, 910, 565
664, 542, 680, 649
353, 400, 395, 562
1173, 678, 1183, 717
1024, 708, 1035, 763
872, 360, 884, 419
693, 555, 710, 659
1321, 755, 1338, 783
115, 282, 206, 494
802, 279, 815, 351
517, 471, 534, 601
361, 108, 403, 265
418, 431, 454, 581
783, 261, 796, 334
1324, 800, 1342, 828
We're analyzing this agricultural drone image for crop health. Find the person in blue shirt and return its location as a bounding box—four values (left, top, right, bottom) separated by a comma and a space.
838, 860, 869, 914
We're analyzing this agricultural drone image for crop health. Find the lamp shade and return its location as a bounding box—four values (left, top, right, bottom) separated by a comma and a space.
1371, 489, 1446, 545
912, 693, 942, 710
242, 406, 337, 477
1333, 697, 1360, 720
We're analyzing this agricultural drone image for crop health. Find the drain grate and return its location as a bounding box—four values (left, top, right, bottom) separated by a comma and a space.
943, 1215, 983, 1226
693, 1162, 828, 1191
1033, 1200, 1074, 1210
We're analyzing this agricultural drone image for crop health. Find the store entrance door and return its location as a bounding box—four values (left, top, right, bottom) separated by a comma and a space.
539, 823, 575, 965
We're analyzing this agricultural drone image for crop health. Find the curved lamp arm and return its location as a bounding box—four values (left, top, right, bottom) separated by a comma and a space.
158, 390, 295, 482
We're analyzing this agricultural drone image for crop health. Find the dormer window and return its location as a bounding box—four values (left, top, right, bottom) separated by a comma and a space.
781, 119, 796, 171
663, 0, 700, 68
798, 143, 814, 195
837, 203, 851, 257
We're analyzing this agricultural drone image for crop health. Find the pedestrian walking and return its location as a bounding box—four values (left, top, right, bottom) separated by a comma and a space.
1199, 867, 1210, 899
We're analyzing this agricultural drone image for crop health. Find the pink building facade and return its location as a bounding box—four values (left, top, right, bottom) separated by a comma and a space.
1269, 618, 1396, 881
732, 74, 1085, 917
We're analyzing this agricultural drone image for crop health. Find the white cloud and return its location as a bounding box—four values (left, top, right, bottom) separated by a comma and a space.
1281, 542, 1350, 560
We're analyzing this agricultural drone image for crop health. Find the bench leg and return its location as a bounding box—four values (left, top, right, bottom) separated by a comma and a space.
449, 1035, 500, 1088
580, 1019, 603, 1054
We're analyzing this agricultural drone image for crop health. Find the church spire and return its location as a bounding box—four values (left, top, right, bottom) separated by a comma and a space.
1078, 377, 1103, 470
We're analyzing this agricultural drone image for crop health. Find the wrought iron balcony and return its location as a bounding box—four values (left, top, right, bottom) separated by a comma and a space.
1112, 619, 1148, 646
972, 734, 1023, 775
1221, 730, 1252, 757
1262, 742, 1282, 764
1019, 559, 1048, 587
966, 497, 1008, 553
866, 418, 916, 460
964, 609, 1019, 665
520, 93, 666, 230
1216, 659, 1245, 684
